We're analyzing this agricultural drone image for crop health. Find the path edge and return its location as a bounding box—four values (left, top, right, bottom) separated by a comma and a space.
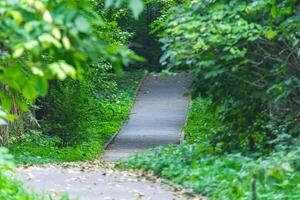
160, 178, 207, 199
100, 72, 148, 156
179, 99, 191, 143
179, 73, 192, 143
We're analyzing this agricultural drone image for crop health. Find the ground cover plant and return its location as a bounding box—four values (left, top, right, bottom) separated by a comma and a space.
9, 71, 144, 164
120, 0, 300, 199
120, 97, 300, 199
120, 141, 300, 200
156, 0, 300, 152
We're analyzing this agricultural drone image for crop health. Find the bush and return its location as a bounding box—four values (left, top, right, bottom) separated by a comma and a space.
120, 96, 300, 199
120, 142, 300, 200
156, 0, 300, 152
40, 80, 84, 146
40, 70, 142, 146
183, 98, 224, 153
9, 71, 144, 164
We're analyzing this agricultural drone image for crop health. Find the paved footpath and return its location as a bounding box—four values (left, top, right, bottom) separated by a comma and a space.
17, 74, 191, 200
17, 162, 188, 200
103, 74, 190, 161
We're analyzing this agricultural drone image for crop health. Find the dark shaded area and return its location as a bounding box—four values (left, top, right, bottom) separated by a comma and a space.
120, 4, 164, 72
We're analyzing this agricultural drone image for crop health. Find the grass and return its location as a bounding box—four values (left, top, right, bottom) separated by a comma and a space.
3, 71, 146, 199
9, 71, 145, 164
119, 97, 300, 200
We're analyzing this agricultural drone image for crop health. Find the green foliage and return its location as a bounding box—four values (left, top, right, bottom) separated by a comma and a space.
114, 0, 180, 72
0, 148, 71, 200
9, 71, 144, 164
0, 0, 142, 122
182, 98, 224, 153
156, 0, 300, 152
104, 0, 144, 19
121, 96, 300, 199
183, 97, 278, 153
120, 142, 300, 200
41, 80, 86, 146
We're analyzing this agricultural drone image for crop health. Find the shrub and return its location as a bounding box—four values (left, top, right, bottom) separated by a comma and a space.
120, 142, 300, 200
9, 71, 144, 164
155, 0, 300, 152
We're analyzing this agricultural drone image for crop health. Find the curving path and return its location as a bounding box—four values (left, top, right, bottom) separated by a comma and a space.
103, 74, 190, 161
17, 162, 187, 200
17, 74, 191, 200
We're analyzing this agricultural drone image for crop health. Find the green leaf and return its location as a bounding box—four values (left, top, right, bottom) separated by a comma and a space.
36, 77, 48, 97
129, 0, 144, 19
75, 16, 91, 33
0, 92, 12, 111
12, 46, 24, 58
48, 61, 76, 80
271, 5, 277, 18
22, 82, 38, 100
268, 167, 284, 181
31, 67, 44, 76
266, 29, 276, 40
281, 163, 294, 172
38, 34, 62, 48
16, 98, 28, 112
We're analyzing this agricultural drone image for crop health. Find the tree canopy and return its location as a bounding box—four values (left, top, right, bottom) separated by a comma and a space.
0, 0, 143, 124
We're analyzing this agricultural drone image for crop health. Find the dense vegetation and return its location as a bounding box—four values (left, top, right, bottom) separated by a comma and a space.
0, 0, 145, 162
0, 0, 143, 143
0, 0, 144, 198
120, 0, 300, 199
120, 98, 300, 199
1, 0, 299, 199
9, 71, 143, 164
120, 0, 179, 71
157, 0, 300, 152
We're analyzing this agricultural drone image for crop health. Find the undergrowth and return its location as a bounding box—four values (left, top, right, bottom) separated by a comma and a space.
119, 97, 300, 199
120, 143, 300, 199
9, 71, 144, 164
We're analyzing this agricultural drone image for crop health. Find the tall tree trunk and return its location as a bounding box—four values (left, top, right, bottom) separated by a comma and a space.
0, 92, 23, 146
0, 124, 9, 146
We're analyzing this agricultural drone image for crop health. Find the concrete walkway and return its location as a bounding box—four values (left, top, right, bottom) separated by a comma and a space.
17, 74, 191, 200
17, 162, 187, 200
103, 74, 190, 161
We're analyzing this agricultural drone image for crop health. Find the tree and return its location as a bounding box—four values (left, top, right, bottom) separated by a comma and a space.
156, 0, 300, 151
0, 0, 144, 146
